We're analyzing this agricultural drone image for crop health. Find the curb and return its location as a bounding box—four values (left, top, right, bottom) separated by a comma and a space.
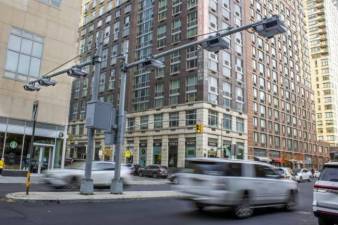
6, 191, 187, 204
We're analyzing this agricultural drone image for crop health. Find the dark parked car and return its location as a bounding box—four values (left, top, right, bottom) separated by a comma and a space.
138, 165, 168, 178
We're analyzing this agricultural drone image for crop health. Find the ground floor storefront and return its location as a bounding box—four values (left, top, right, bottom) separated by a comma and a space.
251, 148, 329, 170
0, 117, 65, 172
68, 134, 247, 169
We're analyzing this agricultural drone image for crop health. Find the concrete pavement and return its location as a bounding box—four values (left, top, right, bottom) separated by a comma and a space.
0, 182, 317, 225
6, 190, 186, 203
0, 174, 169, 185
0, 175, 41, 184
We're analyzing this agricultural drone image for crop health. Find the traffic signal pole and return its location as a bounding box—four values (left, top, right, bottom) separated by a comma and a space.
111, 61, 127, 194
25, 100, 39, 195
80, 31, 103, 195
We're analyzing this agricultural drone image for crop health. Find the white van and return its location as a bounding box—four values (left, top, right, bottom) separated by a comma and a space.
175, 158, 298, 218
313, 162, 338, 225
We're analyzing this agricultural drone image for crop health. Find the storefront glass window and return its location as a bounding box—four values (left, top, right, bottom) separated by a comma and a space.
185, 138, 196, 158
236, 142, 244, 159
153, 140, 161, 165
4, 133, 24, 169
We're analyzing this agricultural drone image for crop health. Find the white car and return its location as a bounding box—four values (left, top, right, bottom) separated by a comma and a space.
294, 168, 312, 182
175, 158, 298, 218
313, 162, 338, 225
276, 167, 295, 180
44, 161, 131, 188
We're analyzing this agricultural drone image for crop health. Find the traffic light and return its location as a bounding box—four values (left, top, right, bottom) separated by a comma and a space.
195, 124, 204, 134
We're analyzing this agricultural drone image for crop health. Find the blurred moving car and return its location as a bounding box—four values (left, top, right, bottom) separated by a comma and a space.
44, 161, 131, 188
313, 162, 338, 225
138, 165, 168, 178
276, 167, 295, 180
294, 168, 312, 182
314, 170, 321, 179
130, 164, 142, 176
168, 173, 178, 184
175, 158, 298, 218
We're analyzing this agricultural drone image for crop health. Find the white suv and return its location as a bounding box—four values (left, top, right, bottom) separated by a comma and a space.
313, 162, 338, 225
175, 158, 298, 218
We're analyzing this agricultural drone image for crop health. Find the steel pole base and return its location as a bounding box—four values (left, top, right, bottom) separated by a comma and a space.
111, 178, 123, 194
80, 178, 94, 195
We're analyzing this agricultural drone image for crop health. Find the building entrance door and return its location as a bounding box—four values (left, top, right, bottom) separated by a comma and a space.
32, 143, 55, 174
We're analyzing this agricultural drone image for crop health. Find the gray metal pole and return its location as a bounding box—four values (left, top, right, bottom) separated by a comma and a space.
80, 31, 103, 195
111, 64, 127, 194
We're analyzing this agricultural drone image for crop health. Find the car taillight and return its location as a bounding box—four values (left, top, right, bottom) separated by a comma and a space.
314, 184, 338, 193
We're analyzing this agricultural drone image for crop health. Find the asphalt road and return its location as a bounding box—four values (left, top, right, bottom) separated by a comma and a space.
0, 182, 317, 225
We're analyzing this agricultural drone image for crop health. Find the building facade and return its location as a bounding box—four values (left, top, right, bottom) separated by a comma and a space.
304, 0, 338, 146
244, 0, 330, 169
0, 0, 81, 170
68, 0, 248, 168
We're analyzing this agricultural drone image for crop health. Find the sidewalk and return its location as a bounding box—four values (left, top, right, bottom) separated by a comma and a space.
0, 174, 169, 185
0, 174, 42, 184
6, 190, 187, 203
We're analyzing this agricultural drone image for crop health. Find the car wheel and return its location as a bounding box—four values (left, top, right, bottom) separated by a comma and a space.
172, 177, 178, 184
152, 173, 158, 178
284, 191, 297, 211
299, 177, 303, 183
233, 193, 253, 219
194, 202, 205, 212
67, 176, 79, 190
139, 172, 143, 177
318, 216, 334, 225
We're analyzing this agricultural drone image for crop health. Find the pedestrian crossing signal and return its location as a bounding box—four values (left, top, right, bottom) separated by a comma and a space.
195, 124, 204, 134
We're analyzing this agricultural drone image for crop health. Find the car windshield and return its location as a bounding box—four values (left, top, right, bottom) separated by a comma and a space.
276, 168, 285, 175
319, 166, 338, 182
65, 162, 85, 170
185, 161, 242, 176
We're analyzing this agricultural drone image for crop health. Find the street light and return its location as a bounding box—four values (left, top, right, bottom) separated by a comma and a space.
23, 83, 41, 92
253, 15, 287, 39
67, 66, 88, 78
38, 78, 57, 87
200, 35, 230, 53
141, 57, 165, 69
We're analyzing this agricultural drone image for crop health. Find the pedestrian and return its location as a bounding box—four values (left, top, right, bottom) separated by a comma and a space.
0, 158, 5, 175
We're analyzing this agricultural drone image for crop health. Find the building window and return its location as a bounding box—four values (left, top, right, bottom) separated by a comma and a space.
223, 114, 232, 130
154, 114, 163, 129
186, 46, 198, 69
169, 79, 180, 104
187, 10, 197, 38
158, 0, 167, 21
171, 18, 182, 43
157, 25, 167, 48
186, 74, 197, 102
140, 116, 148, 130
127, 118, 135, 131
5, 28, 44, 81
236, 117, 244, 133
169, 112, 179, 127
170, 51, 181, 74
40, 0, 62, 7
208, 110, 218, 127
186, 110, 196, 126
